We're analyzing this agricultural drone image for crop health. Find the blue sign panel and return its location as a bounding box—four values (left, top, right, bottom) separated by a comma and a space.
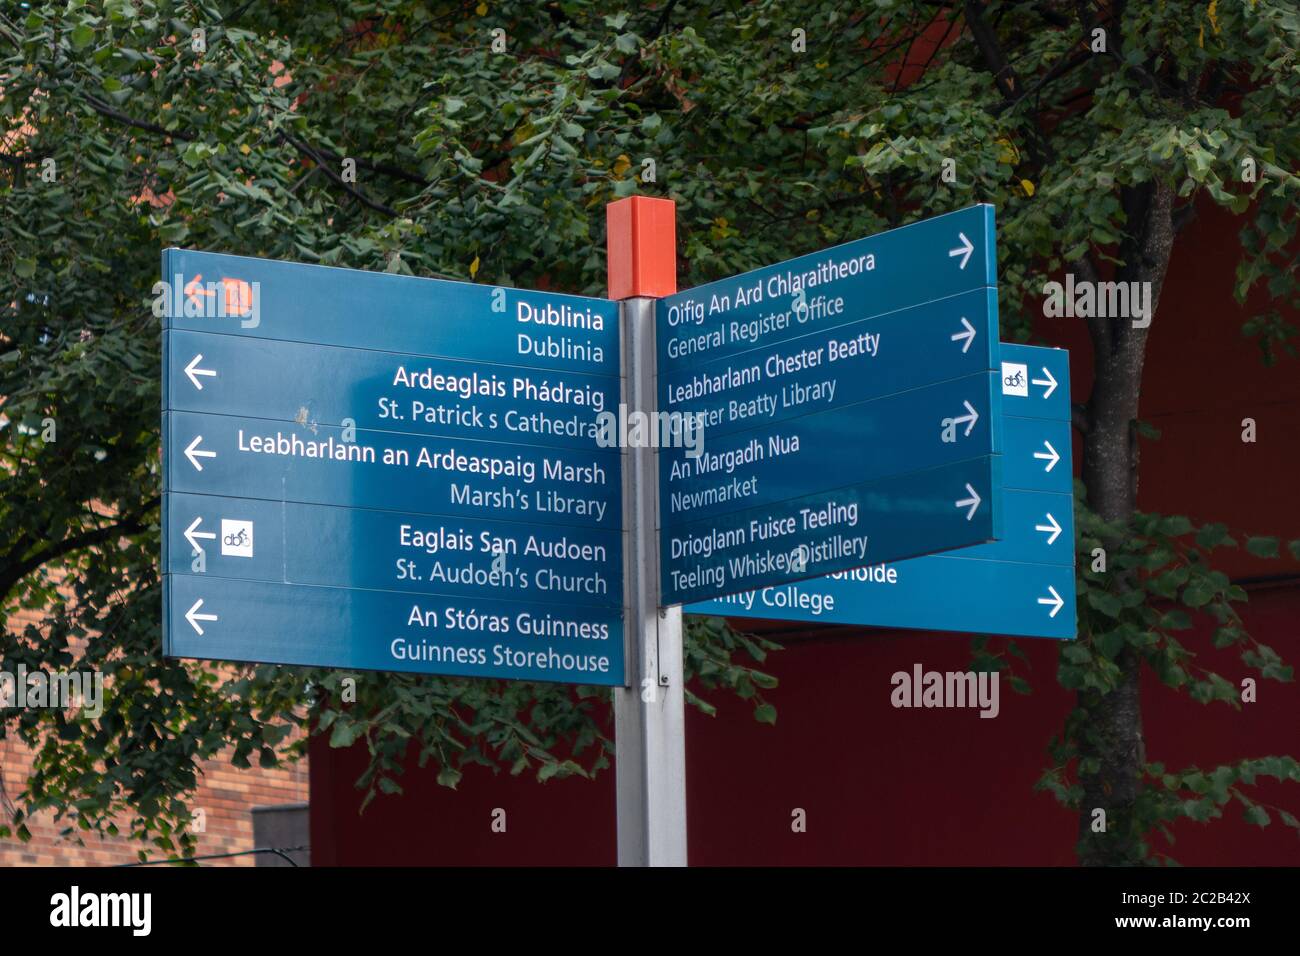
658, 204, 996, 369
657, 206, 1003, 604
999, 343, 1070, 421
165, 411, 620, 529
165, 575, 624, 685
687, 343, 1076, 639
691, 554, 1076, 640
1002, 416, 1071, 494
164, 330, 617, 451
161, 248, 619, 376
164, 492, 621, 608
660, 287, 998, 440
161, 250, 625, 684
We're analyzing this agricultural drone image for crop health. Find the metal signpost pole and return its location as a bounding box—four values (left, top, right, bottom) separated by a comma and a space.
607, 196, 687, 867
614, 294, 687, 867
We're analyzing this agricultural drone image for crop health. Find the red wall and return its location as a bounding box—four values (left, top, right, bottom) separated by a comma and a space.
311, 200, 1300, 866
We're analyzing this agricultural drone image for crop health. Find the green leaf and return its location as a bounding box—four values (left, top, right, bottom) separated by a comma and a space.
753, 703, 777, 725
1243, 805, 1270, 827
69, 23, 95, 51
1246, 536, 1280, 558
436, 766, 462, 789
328, 721, 365, 749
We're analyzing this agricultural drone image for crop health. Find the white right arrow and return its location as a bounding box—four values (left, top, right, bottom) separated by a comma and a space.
955, 483, 982, 521
948, 232, 974, 270
184, 516, 216, 557
1037, 586, 1064, 618
185, 598, 219, 635
1033, 440, 1060, 472
950, 400, 980, 437
1034, 512, 1062, 545
184, 435, 216, 472
950, 316, 976, 354
184, 354, 217, 390
1031, 367, 1057, 399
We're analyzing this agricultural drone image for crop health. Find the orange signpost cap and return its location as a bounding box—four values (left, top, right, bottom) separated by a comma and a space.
606, 196, 677, 300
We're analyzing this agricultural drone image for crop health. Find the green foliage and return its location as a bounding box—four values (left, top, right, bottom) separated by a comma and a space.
2, 0, 1297, 861
1027, 481, 1299, 862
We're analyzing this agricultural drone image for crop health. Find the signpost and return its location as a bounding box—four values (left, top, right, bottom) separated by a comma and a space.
161, 249, 626, 686
161, 200, 1073, 867
687, 343, 1076, 639
657, 204, 1004, 603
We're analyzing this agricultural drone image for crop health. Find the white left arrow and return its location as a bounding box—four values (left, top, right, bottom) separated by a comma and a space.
1035, 512, 1062, 545
184, 435, 216, 472
1033, 440, 1060, 472
948, 232, 974, 270
1031, 367, 1057, 399
184, 516, 216, 556
950, 317, 976, 354
955, 483, 981, 521
185, 598, 218, 635
1037, 586, 1064, 618
184, 354, 217, 390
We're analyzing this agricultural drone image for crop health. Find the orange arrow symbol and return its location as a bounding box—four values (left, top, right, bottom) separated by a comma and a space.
184, 274, 214, 309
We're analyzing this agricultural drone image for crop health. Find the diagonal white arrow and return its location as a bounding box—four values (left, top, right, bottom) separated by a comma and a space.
184, 354, 217, 390
184, 516, 216, 556
1033, 440, 1060, 472
1034, 512, 1062, 545
1037, 586, 1064, 618
1031, 367, 1057, 399
185, 598, 218, 635
948, 232, 974, 270
184, 435, 216, 472
950, 316, 976, 353
955, 483, 981, 521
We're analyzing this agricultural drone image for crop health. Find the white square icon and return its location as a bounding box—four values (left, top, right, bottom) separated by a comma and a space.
1002, 362, 1029, 397
221, 519, 254, 558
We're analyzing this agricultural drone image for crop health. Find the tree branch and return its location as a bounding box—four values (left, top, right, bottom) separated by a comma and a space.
0, 497, 160, 599
964, 0, 1018, 98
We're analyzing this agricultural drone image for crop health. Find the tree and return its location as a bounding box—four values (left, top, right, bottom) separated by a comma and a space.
1, 0, 1297, 862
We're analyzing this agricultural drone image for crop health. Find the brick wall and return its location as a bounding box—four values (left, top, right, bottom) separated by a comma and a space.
0, 606, 309, 867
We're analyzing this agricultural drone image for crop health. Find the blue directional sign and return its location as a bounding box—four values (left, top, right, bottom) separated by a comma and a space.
689, 556, 1075, 639
161, 248, 619, 375
165, 329, 617, 451
658, 204, 996, 368
687, 343, 1077, 639
161, 249, 626, 685
164, 410, 620, 529
661, 288, 999, 439
658, 205, 1002, 604
164, 492, 621, 607
166, 575, 623, 683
